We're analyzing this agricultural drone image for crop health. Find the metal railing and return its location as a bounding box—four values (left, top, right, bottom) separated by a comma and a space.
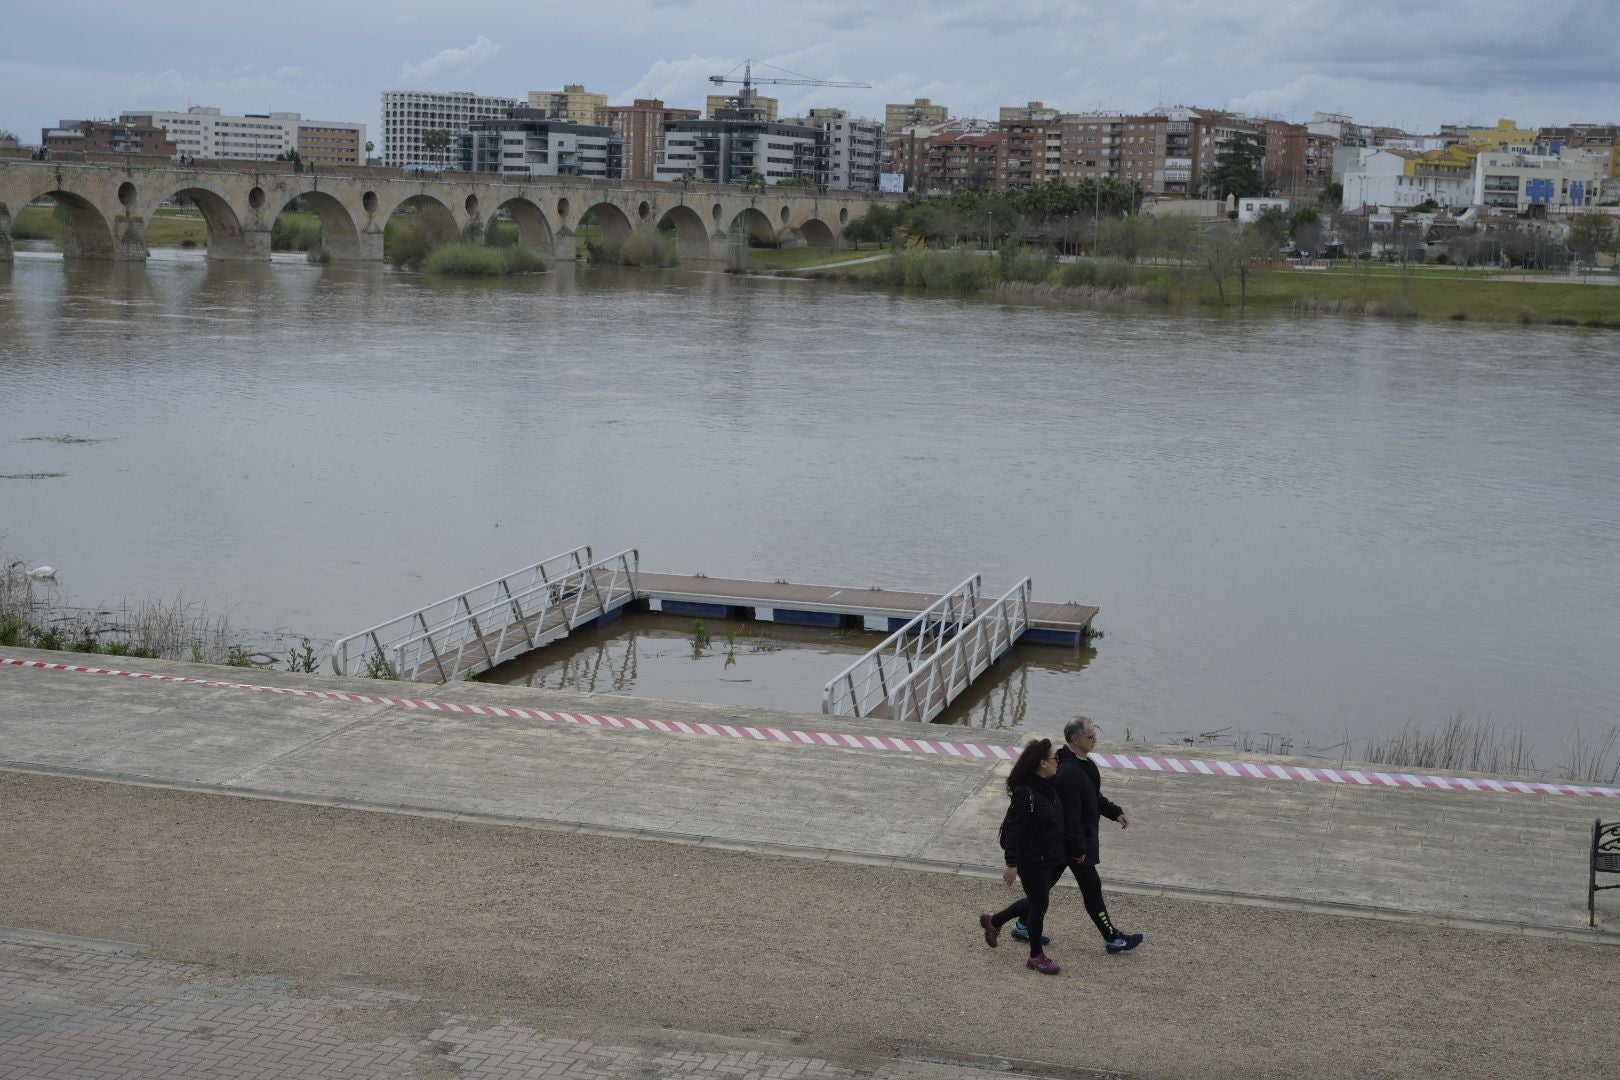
821, 575, 982, 717
883, 579, 1032, 725
331, 546, 640, 682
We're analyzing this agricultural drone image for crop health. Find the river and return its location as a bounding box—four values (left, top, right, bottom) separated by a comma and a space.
3, 248, 1618, 762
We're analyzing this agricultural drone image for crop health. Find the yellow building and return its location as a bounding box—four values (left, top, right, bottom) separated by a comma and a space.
706, 93, 777, 121
526, 84, 608, 125
1462, 118, 1537, 153
886, 98, 948, 131
1402, 144, 1477, 180
999, 101, 1059, 123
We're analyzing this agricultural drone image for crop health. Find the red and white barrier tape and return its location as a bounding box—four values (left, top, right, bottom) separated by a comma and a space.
4, 656, 1618, 798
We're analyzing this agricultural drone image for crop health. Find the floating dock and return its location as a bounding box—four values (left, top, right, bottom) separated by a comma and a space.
330, 548, 1098, 722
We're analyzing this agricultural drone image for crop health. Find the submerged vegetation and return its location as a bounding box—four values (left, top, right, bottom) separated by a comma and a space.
587, 222, 680, 268
387, 216, 547, 276
1, 549, 290, 669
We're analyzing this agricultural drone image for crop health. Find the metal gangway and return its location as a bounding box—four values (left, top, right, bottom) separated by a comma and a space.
331, 546, 639, 683
821, 576, 1033, 724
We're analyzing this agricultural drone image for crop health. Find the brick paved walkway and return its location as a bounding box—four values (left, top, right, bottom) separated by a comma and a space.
0, 932, 1110, 1080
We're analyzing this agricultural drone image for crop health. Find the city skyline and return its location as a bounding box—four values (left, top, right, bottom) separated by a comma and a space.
2, 0, 1617, 143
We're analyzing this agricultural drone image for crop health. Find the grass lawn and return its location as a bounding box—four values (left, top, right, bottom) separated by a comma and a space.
1225, 267, 1620, 324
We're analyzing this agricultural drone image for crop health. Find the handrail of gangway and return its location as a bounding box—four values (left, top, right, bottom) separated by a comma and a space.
331, 545, 596, 676
883, 578, 1032, 725
821, 574, 982, 717
375, 548, 639, 683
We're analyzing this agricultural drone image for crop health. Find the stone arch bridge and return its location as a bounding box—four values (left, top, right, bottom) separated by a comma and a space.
0, 157, 889, 263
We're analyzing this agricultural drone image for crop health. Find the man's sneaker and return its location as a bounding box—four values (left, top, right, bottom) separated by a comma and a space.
978, 913, 1000, 948
1026, 953, 1061, 975
1010, 920, 1051, 946
1106, 932, 1144, 954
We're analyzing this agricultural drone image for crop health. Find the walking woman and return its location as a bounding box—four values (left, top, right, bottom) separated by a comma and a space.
978, 738, 1067, 975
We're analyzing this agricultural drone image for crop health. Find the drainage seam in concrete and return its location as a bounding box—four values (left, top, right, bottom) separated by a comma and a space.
5, 760, 1617, 947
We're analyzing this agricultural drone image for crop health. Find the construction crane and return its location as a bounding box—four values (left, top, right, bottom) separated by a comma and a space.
708, 60, 870, 117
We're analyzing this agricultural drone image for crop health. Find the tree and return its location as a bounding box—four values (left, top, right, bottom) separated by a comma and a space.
421, 129, 451, 170
1318, 181, 1343, 211
1568, 213, 1617, 272
1205, 132, 1266, 200
1290, 207, 1323, 257
364, 140, 374, 158
742, 171, 766, 192
1198, 224, 1241, 305
1097, 215, 1148, 261
1251, 205, 1291, 252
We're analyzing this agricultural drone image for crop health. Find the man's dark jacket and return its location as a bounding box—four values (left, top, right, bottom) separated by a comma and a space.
1055, 745, 1123, 867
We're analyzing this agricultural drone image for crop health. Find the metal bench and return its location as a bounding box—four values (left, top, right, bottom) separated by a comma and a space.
1590, 819, 1620, 927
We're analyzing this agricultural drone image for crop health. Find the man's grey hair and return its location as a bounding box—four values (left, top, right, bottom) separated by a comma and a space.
1063, 715, 1094, 744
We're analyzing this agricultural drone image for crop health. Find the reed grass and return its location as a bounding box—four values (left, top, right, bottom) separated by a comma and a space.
1359, 712, 1538, 775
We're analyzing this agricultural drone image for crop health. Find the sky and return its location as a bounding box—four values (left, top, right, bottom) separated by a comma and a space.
2, 0, 1617, 143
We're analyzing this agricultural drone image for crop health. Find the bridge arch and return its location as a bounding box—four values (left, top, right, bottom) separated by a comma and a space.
729, 206, 779, 248
10, 188, 118, 259
274, 189, 364, 261
581, 200, 633, 251
796, 217, 836, 249
492, 195, 554, 251
145, 181, 250, 260
655, 205, 710, 260
380, 191, 459, 252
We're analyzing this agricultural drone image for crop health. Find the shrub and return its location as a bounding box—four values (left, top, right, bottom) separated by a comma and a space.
424, 242, 506, 275
1059, 259, 1099, 287
423, 242, 548, 275
993, 246, 1055, 285
271, 215, 322, 252
1141, 274, 1174, 306
387, 220, 435, 270
1095, 257, 1135, 290
618, 224, 679, 267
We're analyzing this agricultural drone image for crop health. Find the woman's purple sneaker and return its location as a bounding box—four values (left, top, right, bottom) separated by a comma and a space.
978, 913, 1000, 948
1026, 953, 1061, 975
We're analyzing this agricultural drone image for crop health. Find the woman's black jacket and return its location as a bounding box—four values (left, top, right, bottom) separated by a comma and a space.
998, 778, 1066, 868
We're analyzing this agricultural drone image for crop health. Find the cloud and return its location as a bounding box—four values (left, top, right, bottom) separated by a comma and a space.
397, 36, 500, 86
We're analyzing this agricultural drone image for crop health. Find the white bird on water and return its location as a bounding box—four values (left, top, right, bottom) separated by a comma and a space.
27, 565, 56, 581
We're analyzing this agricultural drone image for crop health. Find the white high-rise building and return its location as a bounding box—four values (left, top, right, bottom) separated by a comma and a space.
118, 106, 366, 165
787, 108, 882, 191
381, 90, 517, 170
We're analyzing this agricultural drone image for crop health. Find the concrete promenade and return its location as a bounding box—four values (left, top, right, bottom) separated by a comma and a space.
0, 646, 1611, 937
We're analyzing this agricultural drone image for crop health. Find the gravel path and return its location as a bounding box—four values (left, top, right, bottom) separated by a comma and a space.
3, 772, 1614, 1080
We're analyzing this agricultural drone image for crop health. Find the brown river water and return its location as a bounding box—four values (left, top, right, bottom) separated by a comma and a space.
3, 248, 1618, 760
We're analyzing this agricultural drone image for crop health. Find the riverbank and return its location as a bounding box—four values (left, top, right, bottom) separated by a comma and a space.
788, 247, 1620, 327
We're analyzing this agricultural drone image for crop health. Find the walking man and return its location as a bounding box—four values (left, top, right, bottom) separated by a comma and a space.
1015, 715, 1143, 953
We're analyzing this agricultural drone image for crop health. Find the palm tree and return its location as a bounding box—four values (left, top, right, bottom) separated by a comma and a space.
421, 129, 451, 171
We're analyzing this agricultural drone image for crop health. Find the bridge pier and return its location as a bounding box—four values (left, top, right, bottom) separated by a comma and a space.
0, 205, 11, 262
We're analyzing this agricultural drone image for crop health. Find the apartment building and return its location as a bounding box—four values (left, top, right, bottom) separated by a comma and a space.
998, 112, 1061, 188
706, 94, 778, 122
1341, 148, 1473, 210
527, 85, 608, 125
786, 108, 883, 190
597, 99, 700, 180
118, 107, 364, 164
381, 90, 517, 169
461, 108, 622, 179
42, 118, 176, 158
1263, 120, 1337, 197
655, 116, 817, 185
1473, 150, 1601, 214
919, 128, 1004, 192
1540, 124, 1619, 182
886, 98, 948, 131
